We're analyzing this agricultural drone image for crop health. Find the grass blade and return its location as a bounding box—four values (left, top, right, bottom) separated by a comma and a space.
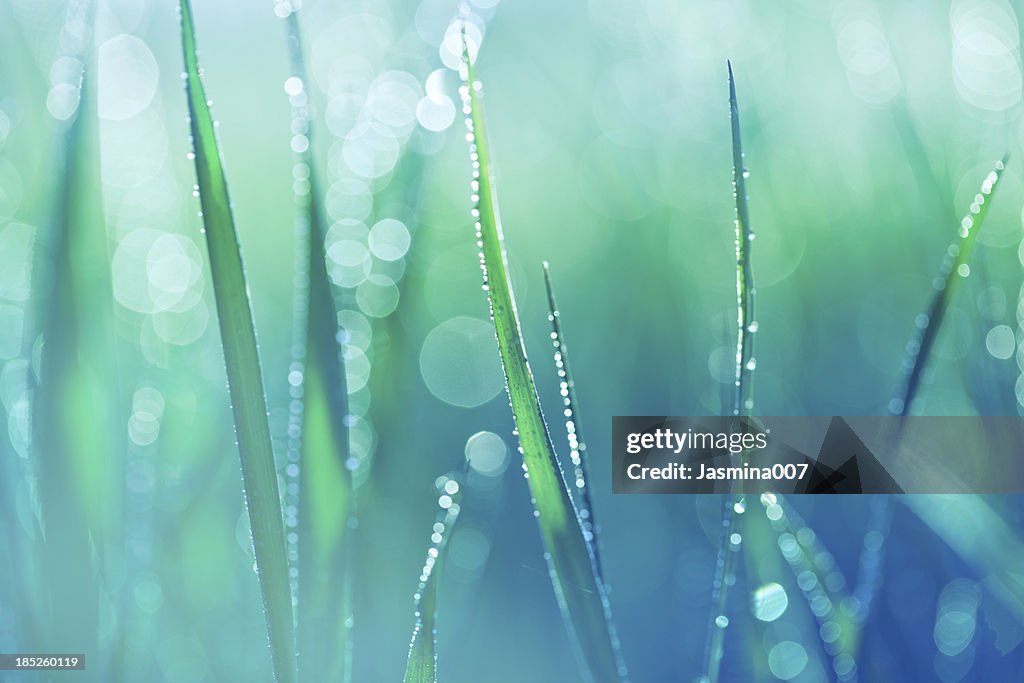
750, 494, 862, 677
542, 262, 603, 577
178, 3, 296, 681
459, 39, 627, 683
403, 476, 461, 683
276, 8, 356, 682
702, 62, 758, 683
728, 60, 757, 418
890, 155, 1009, 416
30, 0, 109, 666
1018, 232, 1024, 414
903, 495, 1024, 626
404, 577, 437, 683
849, 156, 1010, 653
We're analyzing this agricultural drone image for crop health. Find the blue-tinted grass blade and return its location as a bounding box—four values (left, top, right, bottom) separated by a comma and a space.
276, 7, 356, 682
703, 62, 759, 683
541, 261, 603, 579
459, 35, 627, 683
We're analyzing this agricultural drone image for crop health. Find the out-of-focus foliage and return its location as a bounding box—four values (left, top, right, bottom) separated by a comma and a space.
1, 1, 1023, 681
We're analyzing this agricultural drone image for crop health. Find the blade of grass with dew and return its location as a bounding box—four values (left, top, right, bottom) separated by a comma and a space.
751, 495, 861, 677
702, 61, 758, 683
542, 261, 603, 579
728, 61, 757, 420
277, 7, 356, 682
847, 155, 1010, 657
459, 45, 627, 683
404, 572, 438, 683
178, 3, 296, 681
739, 498, 830, 681
958, 252, 1002, 411
403, 475, 462, 683
890, 155, 1009, 418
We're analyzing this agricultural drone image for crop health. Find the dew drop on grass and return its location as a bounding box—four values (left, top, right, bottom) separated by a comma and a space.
98, 35, 159, 121
449, 526, 491, 579
768, 641, 808, 680
419, 317, 504, 408
985, 324, 1015, 359
464, 431, 509, 476
367, 218, 411, 261
355, 274, 399, 317
752, 582, 789, 622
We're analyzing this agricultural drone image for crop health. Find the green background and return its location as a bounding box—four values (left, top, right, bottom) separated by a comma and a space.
1, 0, 1023, 681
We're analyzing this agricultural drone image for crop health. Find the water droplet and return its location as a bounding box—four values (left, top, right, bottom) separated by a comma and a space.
752, 582, 789, 622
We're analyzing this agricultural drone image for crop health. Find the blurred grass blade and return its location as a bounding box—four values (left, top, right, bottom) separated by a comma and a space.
178, 3, 296, 682
1018, 235, 1024, 414
403, 477, 461, 683
751, 495, 862, 672
542, 262, 603, 578
703, 62, 758, 683
31, 0, 111, 667
459, 41, 627, 683
851, 156, 1011, 652
903, 496, 1024, 626
277, 8, 356, 683
890, 155, 1009, 416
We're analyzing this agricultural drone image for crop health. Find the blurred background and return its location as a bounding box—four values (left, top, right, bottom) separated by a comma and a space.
1, 0, 1024, 681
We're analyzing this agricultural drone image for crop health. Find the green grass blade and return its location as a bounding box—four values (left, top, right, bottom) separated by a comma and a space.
403, 577, 437, 683
751, 495, 862, 673
703, 62, 758, 683
403, 478, 461, 683
277, 7, 356, 682
460, 41, 626, 683
30, 0, 107, 665
178, 3, 296, 682
890, 155, 1009, 416
541, 262, 603, 578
